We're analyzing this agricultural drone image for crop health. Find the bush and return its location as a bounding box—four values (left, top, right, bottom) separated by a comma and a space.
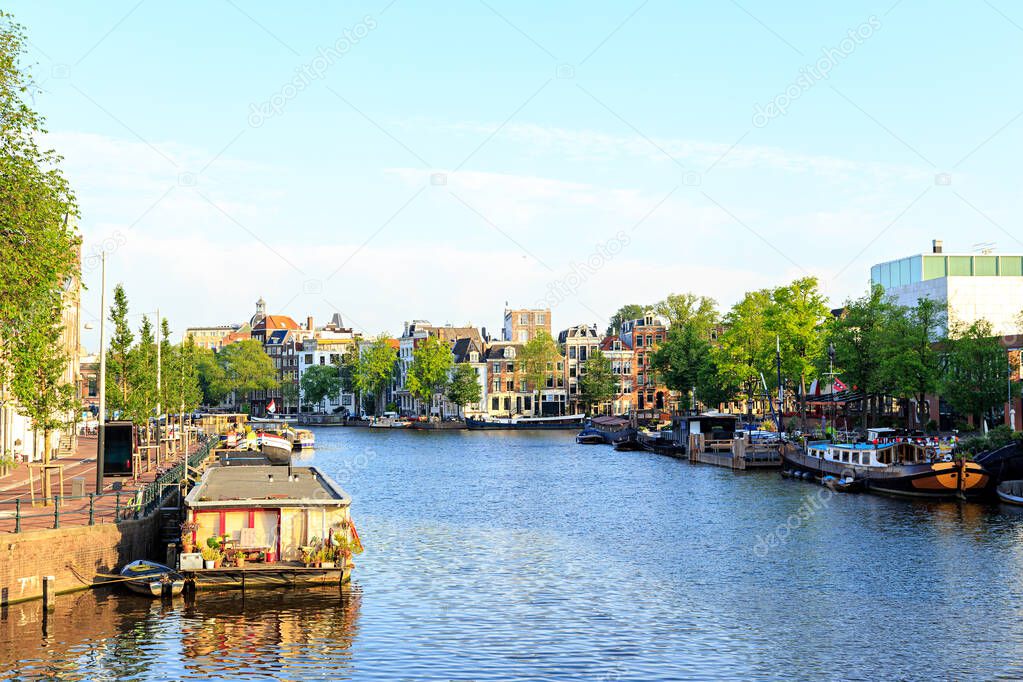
959, 435, 990, 455
925, 420, 939, 434
987, 425, 1020, 449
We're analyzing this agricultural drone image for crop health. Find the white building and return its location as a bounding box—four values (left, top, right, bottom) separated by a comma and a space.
295, 314, 359, 415
871, 240, 1023, 336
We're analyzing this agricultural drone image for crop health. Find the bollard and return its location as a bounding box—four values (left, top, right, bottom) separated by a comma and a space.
115, 491, 121, 521
53, 495, 60, 529
14, 499, 20, 534
88, 493, 95, 525
42, 576, 55, 612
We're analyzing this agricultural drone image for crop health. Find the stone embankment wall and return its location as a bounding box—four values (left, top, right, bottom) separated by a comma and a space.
0, 514, 159, 605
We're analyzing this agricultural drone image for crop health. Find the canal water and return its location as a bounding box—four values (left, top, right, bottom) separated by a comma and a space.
4, 428, 1023, 681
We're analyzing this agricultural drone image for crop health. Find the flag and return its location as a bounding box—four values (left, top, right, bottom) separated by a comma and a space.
833, 378, 847, 392
267, 399, 276, 414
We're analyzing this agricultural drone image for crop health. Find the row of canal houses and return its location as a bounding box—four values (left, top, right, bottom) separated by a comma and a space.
186, 299, 678, 419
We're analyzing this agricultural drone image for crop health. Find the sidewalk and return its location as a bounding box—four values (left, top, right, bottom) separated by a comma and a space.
0, 435, 201, 533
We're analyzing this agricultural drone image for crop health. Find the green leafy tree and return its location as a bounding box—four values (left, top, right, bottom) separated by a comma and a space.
158, 318, 176, 412
606, 304, 646, 336
407, 335, 454, 415
174, 335, 203, 412
766, 277, 830, 426
715, 289, 773, 411
105, 284, 135, 416
942, 319, 1013, 426
520, 331, 560, 415
127, 315, 158, 424
578, 349, 616, 415
195, 346, 228, 406
301, 364, 342, 412
8, 296, 76, 496
281, 379, 300, 414
654, 293, 718, 338
354, 338, 397, 416
446, 363, 482, 418
217, 339, 279, 408
650, 323, 734, 410
0, 13, 79, 391
827, 284, 901, 427
881, 298, 946, 426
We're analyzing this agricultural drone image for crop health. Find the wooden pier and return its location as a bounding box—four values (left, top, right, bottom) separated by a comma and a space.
688, 434, 784, 470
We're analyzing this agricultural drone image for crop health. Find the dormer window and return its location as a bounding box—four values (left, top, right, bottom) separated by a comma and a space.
470, 352, 479, 363
504, 347, 516, 359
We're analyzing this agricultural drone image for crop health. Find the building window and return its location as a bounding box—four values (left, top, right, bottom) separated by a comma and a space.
319, 357, 325, 365
636, 336, 643, 347
518, 330, 528, 342
519, 313, 529, 325
304, 354, 313, 364
492, 397, 500, 411
569, 346, 576, 359
535, 312, 545, 324
87, 377, 97, 397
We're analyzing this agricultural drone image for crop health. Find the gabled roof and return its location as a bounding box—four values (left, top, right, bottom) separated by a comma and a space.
484, 342, 523, 361
430, 326, 483, 346
600, 335, 623, 351
254, 315, 300, 331
452, 337, 483, 363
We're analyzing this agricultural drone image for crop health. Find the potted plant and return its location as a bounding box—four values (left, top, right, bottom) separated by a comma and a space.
300, 546, 314, 568
232, 549, 246, 568
201, 545, 220, 569
180, 521, 200, 554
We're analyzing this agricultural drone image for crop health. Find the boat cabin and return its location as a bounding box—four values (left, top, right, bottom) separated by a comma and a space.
806, 441, 932, 469
672, 413, 738, 450
198, 413, 249, 436
589, 416, 632, 433
183, 465, 351, 563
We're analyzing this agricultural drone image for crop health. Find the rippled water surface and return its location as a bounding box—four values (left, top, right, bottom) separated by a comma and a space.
4, 428, 1023, 681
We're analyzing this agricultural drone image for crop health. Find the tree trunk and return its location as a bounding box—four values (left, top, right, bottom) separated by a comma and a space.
42, 428, 51, 499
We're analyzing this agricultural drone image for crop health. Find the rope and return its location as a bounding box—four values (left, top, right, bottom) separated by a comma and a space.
67, 563, 173, 586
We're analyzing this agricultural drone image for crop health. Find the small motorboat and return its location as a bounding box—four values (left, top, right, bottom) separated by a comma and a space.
822, 474, 864, 493
576, 428, 605, 445
997, 480, 1023, 506
120, 560, 185, 597
292, 428, 315, 450
256, 431, 294, 465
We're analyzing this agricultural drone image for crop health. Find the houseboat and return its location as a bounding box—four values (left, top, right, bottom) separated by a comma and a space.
181, 464, 359, 589
292, 428, 316, 450
784, 440, 991, 500
576, 416, 634, 445
466, 413, 586, 430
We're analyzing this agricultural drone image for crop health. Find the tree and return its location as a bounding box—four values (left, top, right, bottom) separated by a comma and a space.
578, 349, 616, 415
127, 315, 158, 424
407, 335, 454, 415
174, 335, 203, 413
8, 296, 76, 496
765, 277, 830, 427
715, 289, 773, 412
881, 298, 945, 427
447, 363, 482, 417
654, 293, 718, 338
281, 379, 300, 414
606, 304, 646, 336
827, 284, 900, 427
0, 13, 79, 392
353, 338, 397, 416
301, 364, 342, 412
942, 319, 1013, 426
520, 331, 560, 415
650, 323, 733, 410
217, 339, 279, 407
105, 284, 134, 416
195, 346, 228, 407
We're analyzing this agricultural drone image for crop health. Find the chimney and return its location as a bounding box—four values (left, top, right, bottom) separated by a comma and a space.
932, 239, 943, 254
307, 316, 314, 331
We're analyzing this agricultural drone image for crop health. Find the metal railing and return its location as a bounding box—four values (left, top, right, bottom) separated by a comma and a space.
0, 435, 215, 533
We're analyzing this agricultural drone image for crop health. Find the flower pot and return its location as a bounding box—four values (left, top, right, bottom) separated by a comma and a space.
213, 559, 223, 568
235, 557, 245, 568
204, 560, 215, 569
182, 540, 194, 554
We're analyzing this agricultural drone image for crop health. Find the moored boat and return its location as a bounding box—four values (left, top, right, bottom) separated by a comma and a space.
578, 416, 633, 444
292, 428, 315, 450
575, 429, 605, 445
466, 414, 586, 430
997, 480, 1023, 506
256, 431, 294, 465
784, 440, 990, 500
120, 560, 185, 597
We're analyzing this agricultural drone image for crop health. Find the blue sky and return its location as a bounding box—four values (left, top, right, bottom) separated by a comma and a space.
9, 1, 1023, 347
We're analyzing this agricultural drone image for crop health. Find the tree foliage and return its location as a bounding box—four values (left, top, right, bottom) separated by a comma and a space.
407, 335, 454, 412
578, 349, 616, 414
0, 13, 79, 389
941, 319, 1013, 424
447, 363, 482, 416
606, 304, 646, 336
654, 293, 718, 338
650, 323, 734, 409
354, 338, 397, 416
880, 297, 945, 425
301, 364, 341, 411
520, 332, 560, 413
215, 339, 279, 401
105, 284, 135, 415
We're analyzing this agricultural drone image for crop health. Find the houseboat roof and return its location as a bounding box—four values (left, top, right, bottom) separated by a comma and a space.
184, 465, 350, 510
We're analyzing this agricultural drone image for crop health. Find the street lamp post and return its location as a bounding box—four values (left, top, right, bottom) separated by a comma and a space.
95, 252, 107, 491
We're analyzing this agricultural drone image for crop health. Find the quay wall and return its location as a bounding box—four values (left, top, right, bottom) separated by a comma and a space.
0, 514, 160, 605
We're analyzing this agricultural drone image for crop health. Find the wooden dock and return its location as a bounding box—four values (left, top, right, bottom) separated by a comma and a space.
182, 564, 351, 591
688, 434, 783, 470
